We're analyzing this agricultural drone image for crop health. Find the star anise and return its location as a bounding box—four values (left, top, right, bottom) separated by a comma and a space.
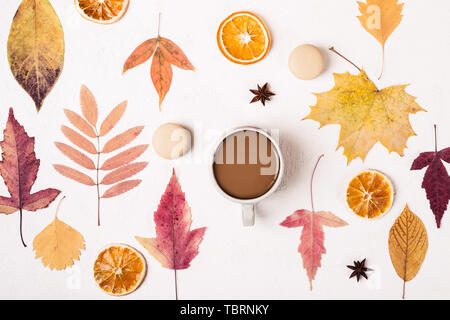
347, 258, 371, 282
250, 83, 275, 106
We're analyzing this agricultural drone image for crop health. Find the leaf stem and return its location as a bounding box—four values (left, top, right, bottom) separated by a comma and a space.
329, 47, 362, 73
19, 208, 26, 247
157, 12, 161, 39
434, 124, 437, 153
54, 196, 66, 219
402, 280, 406, 300
95, 133, 101, 226
378, 46, 385, 80
310, 154, 324, 213
171, 168, 178, 300
174, 269, 178, 300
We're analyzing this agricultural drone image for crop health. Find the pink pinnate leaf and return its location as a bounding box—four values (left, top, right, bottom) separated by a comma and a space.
0, 108, 61, 246
135, 169, 206, 270
280, 209, 347, 290
411, 148, 450, 228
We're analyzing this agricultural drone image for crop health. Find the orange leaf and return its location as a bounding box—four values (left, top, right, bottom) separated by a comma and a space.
64, 109, 96, 138
101, 126, 144, 153
99, 101, 127, 137
101, 180, 142, 198
100, 144, 149, 170
61, 125, 97, 154
151, 47, 173, 110
53, 164, 95, 186
80, 85, 98, 127
123, 38, 157, 74
54, 142, 96, 170
101, 162, 148, 185
159, 37, 194, 70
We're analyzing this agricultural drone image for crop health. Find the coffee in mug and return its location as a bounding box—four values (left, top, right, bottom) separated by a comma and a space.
213, 130, 280, 200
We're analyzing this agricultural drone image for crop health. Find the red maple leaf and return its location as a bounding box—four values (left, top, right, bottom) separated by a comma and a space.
135, 169, 206, 299
280, 155, 347, 290
411, 126, 450, 228
0, 108, 60, 246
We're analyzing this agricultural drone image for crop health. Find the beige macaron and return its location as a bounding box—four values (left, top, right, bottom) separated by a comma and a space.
289, 44, 325, 80
152, 123, 191, 160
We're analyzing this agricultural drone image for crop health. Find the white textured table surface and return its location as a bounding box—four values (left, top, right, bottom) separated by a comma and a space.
0, 0, 449, 299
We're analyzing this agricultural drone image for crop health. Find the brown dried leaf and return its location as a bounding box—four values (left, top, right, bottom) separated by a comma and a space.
99, 101, 127, 137
64, 109, 96, 138
151, 47, 173, 110
54, 142, 95, 170
101, 162, 148, 185
388, 205, 428, 299
101, 126, 144, 153
53, 164, 95, 186
101, 180, 142, 198
100, 144, 149, 171
123, 38, 157, 74
61, 126, 97, 154
80, 85, 98, 127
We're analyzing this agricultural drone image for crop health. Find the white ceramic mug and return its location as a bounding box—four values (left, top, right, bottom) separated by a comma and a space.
210, 127, 284, 226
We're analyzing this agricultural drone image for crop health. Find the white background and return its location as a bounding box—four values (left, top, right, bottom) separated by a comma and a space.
0, 0, 449, 300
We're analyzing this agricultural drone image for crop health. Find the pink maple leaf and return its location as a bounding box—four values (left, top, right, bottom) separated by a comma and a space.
280, 155, 348, 290
281, 210, 347, 290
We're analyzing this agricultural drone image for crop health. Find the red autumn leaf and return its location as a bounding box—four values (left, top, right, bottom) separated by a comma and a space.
159, 37, 195, 70
135, 169, 206, 299
411, 126, 450, 228
0, 108, 60, 247
151, 47, 173, 110
123, 33, 193, 111
280, 155, 347, 290
122, 38, 157, 74
281, 210, 347, 290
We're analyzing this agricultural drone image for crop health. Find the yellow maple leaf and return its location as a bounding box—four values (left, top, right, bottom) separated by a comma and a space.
304, 70, 425, 163
357, 0, 403, 78
33, 197, 85, 270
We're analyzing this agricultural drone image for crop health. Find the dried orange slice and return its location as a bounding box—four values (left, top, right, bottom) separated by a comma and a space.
217, 11, 271, 65
94, 244, 146, 296
346, 170, 393, 219
75, 0, 129, 24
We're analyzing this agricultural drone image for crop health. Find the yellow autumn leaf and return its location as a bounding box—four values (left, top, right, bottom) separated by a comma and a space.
7, 0, 64, 111
304, 69, 425, 164
357, 0, 403, 78
388, 205, 428, 299
33, 198, 85, 271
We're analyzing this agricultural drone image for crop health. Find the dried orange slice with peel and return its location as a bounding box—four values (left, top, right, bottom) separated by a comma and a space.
346, 170, 393, 219
217, 11, 271, 65
94, 244, 147, 296
75, 0, 129, 24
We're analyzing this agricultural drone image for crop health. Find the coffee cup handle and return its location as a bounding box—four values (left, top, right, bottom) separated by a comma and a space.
242, 204, 255, 226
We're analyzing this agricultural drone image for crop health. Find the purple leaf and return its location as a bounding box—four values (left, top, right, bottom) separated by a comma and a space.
411, 140, 450, 228
411, 152, 435, 170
